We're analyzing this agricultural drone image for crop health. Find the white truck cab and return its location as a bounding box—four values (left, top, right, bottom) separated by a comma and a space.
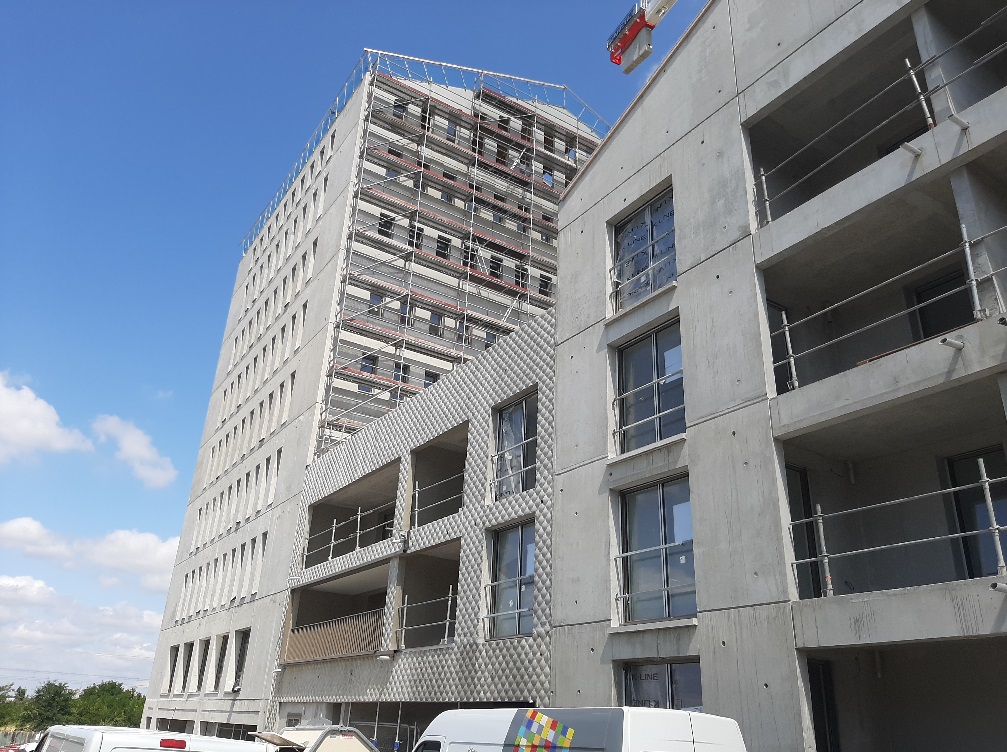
412, 708, 746, 752
38, 727, 268, 752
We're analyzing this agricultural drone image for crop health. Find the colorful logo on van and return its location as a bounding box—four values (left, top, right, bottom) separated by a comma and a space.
512, 710, 575, 752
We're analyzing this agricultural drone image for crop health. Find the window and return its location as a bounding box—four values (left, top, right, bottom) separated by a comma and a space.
359, 355, 377, 392
392, 100, 406, 119
232, 629, 250, 691
424, 370, 439, 388
515, 264, 528, 288
787, 465, 822, 599
543, 131, 555, 153
436, 235, 451, 259
388, 147, 403, 159
808, 660, 841, 752
485, 331, 497, 349
378, 213, 394, 238
408, 222, 424, 249
196, 638, 210, 691
542, 166, 554, 187
429, 312, 444, 337
538, 274, 553, 297
385, 167, 400, 180
625, 662, 702, 711
489, 256, 503, 279
915, 269, 974, 339
948, 446, 1007, 579
494, 394, 537, 498
399, 301, 413, 326
368, 292, 383, 316
441, 190, 453, 204
617, 324, 684, 452
213, 634, 228, 690
446, 120, 457, 142
167, 645, 179, 693
613, 188, 676, 310
393, 362, 410, 383
619, 476, 695, 622
489, 520, 535, 638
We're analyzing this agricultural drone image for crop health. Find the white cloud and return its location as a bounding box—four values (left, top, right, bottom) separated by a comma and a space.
0, 575, 57, 607
0, 585, 160, 692
92, 414, 178, 488
0, 371, 93, 464
153, 389, 174, 400
0, 518, 179, 594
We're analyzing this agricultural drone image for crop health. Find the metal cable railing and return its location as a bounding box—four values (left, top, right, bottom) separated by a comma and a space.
397, 587, 456, 649
757, 7, 1007, 223
413, 472, 465, 527
791, 463, 1007, 598
303, 500, 397, 568
770, 223, 1006, 390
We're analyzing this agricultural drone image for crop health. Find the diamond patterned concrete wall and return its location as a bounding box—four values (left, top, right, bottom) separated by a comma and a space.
278, 309, 555, 706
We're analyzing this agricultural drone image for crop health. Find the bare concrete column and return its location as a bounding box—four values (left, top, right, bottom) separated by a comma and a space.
950, 165, 1007, 318
384, 557, 404, 651
911, 5, 1002, 122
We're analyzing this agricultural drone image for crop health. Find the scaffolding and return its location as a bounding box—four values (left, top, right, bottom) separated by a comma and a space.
306, 51, 608, 455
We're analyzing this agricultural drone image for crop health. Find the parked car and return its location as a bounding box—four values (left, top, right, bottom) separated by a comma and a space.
38, 727, 268, 752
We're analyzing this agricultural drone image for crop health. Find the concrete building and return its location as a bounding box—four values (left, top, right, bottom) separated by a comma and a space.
551, 1, 1007, 751
144, 51, 605, 737
275, 310, 556, 749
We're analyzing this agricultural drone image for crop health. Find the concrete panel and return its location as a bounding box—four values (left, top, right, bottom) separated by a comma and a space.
697, 603, 813, 752
555, 212, 609, 345
552, 459, 616, 627
550, 622, 617, 707
738, 0, 915, 121
689, 399, 794, 610
672, 102, 756, 274
554, 324, 611, 473
606, 437, 689, 492
608, 620, 699, 661
568, 0, 738, 220
679, 236, 773, 423
793, 577, 1007, 648
771, 318, 1007, 440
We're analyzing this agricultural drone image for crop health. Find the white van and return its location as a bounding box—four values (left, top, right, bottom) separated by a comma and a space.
412, 708, 746, 752
38, 727, 268, 752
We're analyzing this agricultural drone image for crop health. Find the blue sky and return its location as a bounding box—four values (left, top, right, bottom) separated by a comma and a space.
0, 0, 704, 692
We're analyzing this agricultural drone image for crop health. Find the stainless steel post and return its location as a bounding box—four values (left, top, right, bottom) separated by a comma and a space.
781, 310, 800, 389
443, 584, 454, 643
355, 506, 362, 550
813, 503, 834, 596
961, 223, 984, 319
978, 457, 1007, 577
759, 167, 772, 225
906, 58, 936, 130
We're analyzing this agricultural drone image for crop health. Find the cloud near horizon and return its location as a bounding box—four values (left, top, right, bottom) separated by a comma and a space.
0, 574, 160, 692
0, 517, 179, 593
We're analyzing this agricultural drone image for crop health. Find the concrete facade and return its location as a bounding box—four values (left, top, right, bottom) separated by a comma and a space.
145, 52, 604, 738
553, 1, 1007, 750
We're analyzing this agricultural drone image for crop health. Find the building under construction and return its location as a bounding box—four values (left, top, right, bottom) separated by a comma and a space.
143, 51, 606, 738
317, 52, 605, 454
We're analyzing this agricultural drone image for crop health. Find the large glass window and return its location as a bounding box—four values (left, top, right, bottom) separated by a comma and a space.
619, 477, 695, 622
625, 662, 702, 711
617, 324, 685, 452
613, 188, 676, 310
494, 394, 538, 498
488, 520, 535, 638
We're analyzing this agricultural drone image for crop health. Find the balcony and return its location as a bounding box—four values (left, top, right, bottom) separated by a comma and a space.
751, 4, 1007, 224
781, 374, 1007, 600
285, 608, 383, 662
411, 424, 468, 528
303, 460, 400, 570
285, 563, 390, 662
396, 540, 461, 649
764, 178, 991, 395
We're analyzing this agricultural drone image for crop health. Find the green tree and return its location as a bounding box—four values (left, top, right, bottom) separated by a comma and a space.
72, 682, 144, 727
0, 685, 33, 733
28, 682, 75, 731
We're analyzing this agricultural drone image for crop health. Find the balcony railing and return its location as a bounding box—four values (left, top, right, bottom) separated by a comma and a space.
396, 586, 456, 649
755, 7, 1007, 223
303, 501, 396, 568
613, 540, 697, 624
791, 463, 1007, 599
484, 574, 533, 638
491, 435, 538, 499
285, 608, 384, 662
769, 225, 1002, 392
412, 472, 465, 527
